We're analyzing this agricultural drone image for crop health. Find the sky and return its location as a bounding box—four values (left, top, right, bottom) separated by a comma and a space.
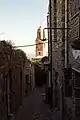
0, 0, 48, 58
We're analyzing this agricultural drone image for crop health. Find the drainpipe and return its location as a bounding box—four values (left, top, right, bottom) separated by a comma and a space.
65, 0, 68, 69
64, 0, 68, 119
49, 0, 53, 109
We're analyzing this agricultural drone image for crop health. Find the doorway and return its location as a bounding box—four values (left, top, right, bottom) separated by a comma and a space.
6, 69, 13, 117
25, 75, 29, 96
20, 71, 22, 105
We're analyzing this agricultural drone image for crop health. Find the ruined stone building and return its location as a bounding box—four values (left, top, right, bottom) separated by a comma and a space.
47, 0, 80, 120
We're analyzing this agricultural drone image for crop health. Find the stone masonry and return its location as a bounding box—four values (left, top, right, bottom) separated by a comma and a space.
48, 0, 80, 120
66, 0, 80, 120
51, 0, 65, 118
48, 0, 69, 119
0, 41, 31, 120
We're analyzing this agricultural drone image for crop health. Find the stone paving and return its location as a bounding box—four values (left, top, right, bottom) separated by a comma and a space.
11, 87, 60, 120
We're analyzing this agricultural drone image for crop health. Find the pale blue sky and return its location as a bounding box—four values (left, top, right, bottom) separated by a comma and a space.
0, 0, 48, 58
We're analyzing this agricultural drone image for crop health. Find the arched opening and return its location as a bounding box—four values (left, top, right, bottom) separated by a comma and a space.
39, 52, 41, 55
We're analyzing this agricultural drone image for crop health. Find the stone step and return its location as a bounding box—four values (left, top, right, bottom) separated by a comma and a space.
74, 79, 80, 86
75, 108, 80, 116
74, 87, 80, 89
74, 98, 80, 107
75, 116, 80, 120
74, 88, 80, 98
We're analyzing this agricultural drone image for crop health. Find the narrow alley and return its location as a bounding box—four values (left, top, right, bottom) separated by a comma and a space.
10, 87, 60, 120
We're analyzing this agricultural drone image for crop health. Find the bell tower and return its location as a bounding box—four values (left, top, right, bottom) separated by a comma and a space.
35, 26, 45, 57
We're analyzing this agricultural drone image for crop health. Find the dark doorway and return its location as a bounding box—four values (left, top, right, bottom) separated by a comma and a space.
6, 69, 13, 117
5, 75, 8, 118
35, 65, 47, 87
9, 69, 13, 113
20, 71, 22, 105
39, 52, 41, 55
25, 75, 29, 96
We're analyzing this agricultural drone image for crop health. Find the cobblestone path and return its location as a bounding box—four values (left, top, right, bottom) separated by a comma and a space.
11, 87, 60, 120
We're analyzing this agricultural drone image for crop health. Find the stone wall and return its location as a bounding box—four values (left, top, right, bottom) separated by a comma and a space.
52, 0, 65, 112
68, 0, 80, 43
0, 41, 30, 120
24, 60, 35, 90
48, 0, 66, 119
57, 0, 62, 43
48, 0, 80, 119
0, 66, 23, 120
66, 0, 80, 119
31, 64, 35, 90
68, 14, 80, 42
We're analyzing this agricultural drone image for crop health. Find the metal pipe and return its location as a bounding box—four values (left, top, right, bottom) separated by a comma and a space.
49, 0, 52, 85
65, 0, 68, 68
44, 28, 70, 29
49, 0, 53, 108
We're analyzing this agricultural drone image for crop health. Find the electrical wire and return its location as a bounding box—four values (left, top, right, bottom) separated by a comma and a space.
13, 41, 48, 48
1, 38, 61, 49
